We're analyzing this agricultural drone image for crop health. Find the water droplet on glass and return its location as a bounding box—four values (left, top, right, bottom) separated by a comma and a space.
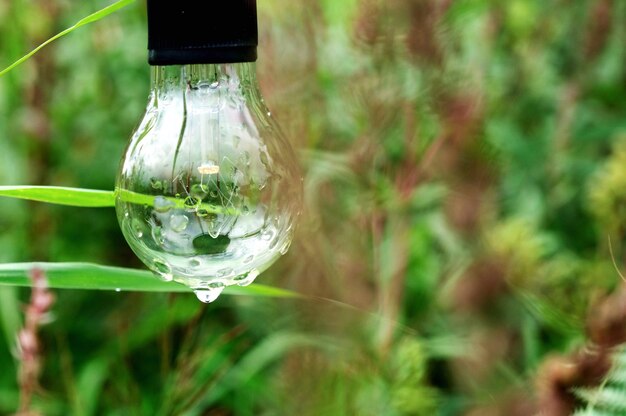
154, 196, 175, 213
170, 214, 189, 232
235, 269, 259, 287
261, 229, 274, 241
184, 196, 199, 209
132, 219, 144, 238
153, 260, 173, 281
194, 287, 224, 303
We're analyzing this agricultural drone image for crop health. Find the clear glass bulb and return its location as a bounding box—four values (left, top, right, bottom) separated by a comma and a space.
115, 63, 302, 303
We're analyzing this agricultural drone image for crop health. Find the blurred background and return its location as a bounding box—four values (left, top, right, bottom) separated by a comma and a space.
0, 0, 625, 415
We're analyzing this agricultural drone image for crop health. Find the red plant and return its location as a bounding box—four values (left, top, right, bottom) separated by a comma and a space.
15, 268, 55, 416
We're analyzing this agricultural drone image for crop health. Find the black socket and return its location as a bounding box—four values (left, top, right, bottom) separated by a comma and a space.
147, 0, 258, 66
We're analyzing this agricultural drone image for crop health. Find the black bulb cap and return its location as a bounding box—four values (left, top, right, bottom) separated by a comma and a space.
147, 0, 258, 66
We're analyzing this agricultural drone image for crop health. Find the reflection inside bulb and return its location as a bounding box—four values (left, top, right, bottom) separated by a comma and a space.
115, 63, 301, 303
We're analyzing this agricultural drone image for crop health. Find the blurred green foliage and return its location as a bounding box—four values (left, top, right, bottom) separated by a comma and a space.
1, 0, 626, 415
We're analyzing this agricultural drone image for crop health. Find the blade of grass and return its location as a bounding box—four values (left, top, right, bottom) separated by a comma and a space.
0, 186, 238, 214
0, 287, 21, 355
183, 332, 325, 414
0, 0, 135, 77
0, 186, 115, 207
0, 262, 301, 298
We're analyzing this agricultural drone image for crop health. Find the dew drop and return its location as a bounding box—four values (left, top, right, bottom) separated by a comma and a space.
153, 260, 173, 281
170, 214, 189, 232
115, 288, 121, 293
194, 287, 224, 303
154, 196, 175, 213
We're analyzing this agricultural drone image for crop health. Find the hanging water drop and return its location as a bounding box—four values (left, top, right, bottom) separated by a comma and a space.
194, 286, 225, 303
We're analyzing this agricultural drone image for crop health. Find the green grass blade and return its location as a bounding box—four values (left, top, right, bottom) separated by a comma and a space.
0, 0, 135, 77
0, 186, 115, 207
0, 262, 301, 298
0, 186, 238, 214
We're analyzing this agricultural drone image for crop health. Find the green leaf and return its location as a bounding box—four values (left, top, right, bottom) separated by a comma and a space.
0, 262, 301, 298
0, 0, 135, 77
0, 186, 115, 207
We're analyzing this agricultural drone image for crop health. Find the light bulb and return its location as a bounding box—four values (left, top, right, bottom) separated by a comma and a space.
115, 2, 302, 303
